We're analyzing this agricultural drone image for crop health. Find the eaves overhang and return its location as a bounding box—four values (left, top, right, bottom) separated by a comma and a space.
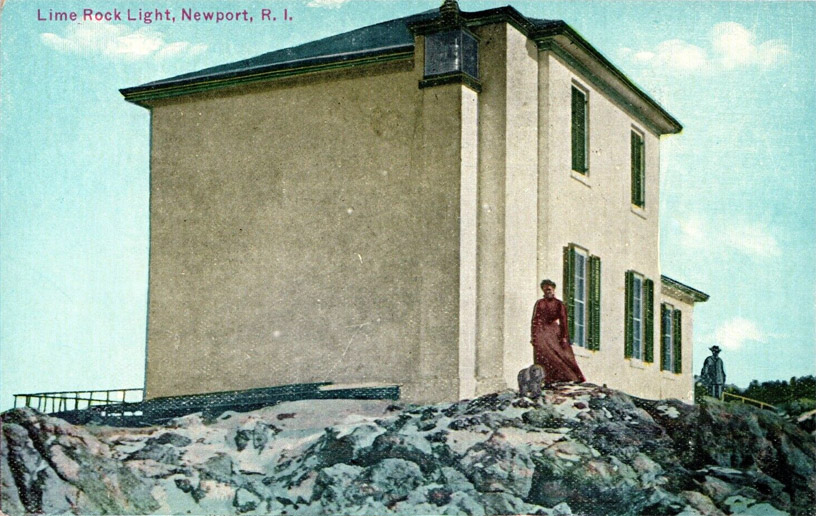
120, 45, 414, 107
531, 22, 682, 136
661, 275, 710, 304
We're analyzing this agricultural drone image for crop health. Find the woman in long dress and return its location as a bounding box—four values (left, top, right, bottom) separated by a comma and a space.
530, 279, 586, 384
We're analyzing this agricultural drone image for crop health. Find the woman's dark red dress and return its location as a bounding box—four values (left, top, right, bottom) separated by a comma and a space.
530, 297, 586, 384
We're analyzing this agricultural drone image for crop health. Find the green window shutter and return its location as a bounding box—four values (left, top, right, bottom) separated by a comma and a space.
643, 278, 654, 363
571, 87, 586, 173
624, 270, 634, 358
660, 304, 669, 371
631, 131, 644, 207
563, 246, 576, 341
588, 255, 601, 351
673, 310, 682, 373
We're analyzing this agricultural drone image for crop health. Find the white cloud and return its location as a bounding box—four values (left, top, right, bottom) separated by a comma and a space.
155, 41, 207, 59
306, 0, 351, 8
635, 39, 709, 72
619, 22, 789, 73
677, 215, 708, 249
676, 216, 782, 258
724, 221, 782, 258
713, 317, 765, 351
712, 22, 789, 70
40, 23, 207, 60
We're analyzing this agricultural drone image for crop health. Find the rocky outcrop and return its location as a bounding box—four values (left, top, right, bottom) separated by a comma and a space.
2, 384, 814, 515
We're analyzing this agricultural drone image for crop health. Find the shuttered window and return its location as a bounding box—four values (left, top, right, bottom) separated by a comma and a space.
564, 245, 601, 349
631, 130, 645, 207
571, 86, 587, 173
625, 271, 654, 361
673, 310, 682, 373
643, 279, 654, 363
588, 255, 601, 351
661, 304, 674, 371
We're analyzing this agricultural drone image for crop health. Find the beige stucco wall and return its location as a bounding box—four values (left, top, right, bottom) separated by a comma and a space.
537, 50, 694, 402
146, 60, 469, 403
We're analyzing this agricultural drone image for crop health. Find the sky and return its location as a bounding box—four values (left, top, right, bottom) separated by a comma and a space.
1, 0, 814, 411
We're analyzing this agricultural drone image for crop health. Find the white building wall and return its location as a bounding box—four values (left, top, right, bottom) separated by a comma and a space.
502, 26, 541, 389
658, 292, 696, 402
538, 50, 693, 401
459, 87, 479, 400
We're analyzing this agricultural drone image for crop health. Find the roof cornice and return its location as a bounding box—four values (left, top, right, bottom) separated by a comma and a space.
661, 275, 710, 303
120, 3, 683, 134
531, 23, 682, 135
120, 47, 413, 106
410, 6, 681, 135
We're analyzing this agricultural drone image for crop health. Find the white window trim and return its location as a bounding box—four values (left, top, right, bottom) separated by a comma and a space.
631, 272, 644, 361
629, 358, 646, 369
662, 303, 675, 372
630, 205, 647, 219
573, 247, 589, 348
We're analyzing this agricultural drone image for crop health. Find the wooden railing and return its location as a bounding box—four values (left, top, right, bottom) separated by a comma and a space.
723, 391, 777, 411
13, 388, 143, 414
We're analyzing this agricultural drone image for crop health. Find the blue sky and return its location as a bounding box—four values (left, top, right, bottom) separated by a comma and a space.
1, 0, 814, 410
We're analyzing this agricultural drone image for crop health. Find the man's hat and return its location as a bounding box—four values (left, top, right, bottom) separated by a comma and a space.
709, 345, 721, 353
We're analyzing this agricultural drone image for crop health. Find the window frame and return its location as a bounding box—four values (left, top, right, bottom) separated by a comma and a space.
564, 244, 601, 351
631, 273, 644, 360
631, 128, 645, 208
571, 84, 589, 174
661, 303, 674, 371
573, 247, 589, 348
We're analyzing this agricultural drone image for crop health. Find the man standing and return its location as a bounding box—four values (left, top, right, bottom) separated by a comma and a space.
701, 345, 726, 399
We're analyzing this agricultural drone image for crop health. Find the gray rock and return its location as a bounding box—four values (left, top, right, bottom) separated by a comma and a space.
551, 501, 573, 515
128, 440, 183, 464
232, 487, 261, 513
680, 491, 726, 516
725, 494, 757, 513
459, 433, 536, 497
199, 453, 234, 483
3, 383, 814, 516
361, 458, 424, 504
479, 491, 550, 515
311, 463, 364, 506
522, 406, 564, 428
152, 432, 192, 447
741, 502, 790, 516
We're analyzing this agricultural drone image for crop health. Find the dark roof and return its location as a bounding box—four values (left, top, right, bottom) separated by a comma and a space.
126, 10, 437, 93
120, 4, 680, 133
661, 275, 710, 303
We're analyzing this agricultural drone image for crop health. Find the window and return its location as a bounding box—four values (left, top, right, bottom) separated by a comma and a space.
571, 86, 588, 173
563, 245, 601, 349
625, 271, 654, 361
574, 249, 587, 347
631, 130, 645, 207
661, 303, 682, 373
424, 29, 479, 80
